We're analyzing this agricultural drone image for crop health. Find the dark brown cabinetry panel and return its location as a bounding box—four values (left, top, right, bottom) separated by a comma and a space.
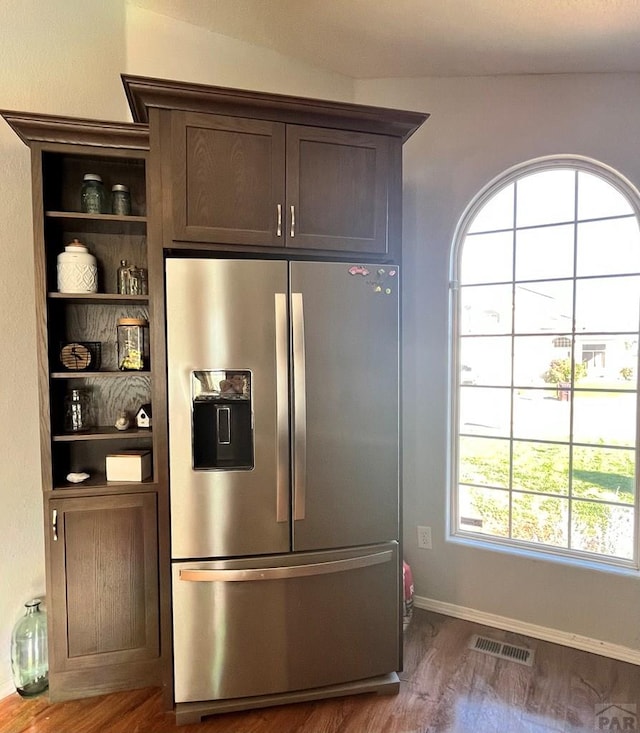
286, 125, 390, 253
168, 112, 395, 257
1, 82, 426, 713
1, 111, 168, 703
48, 493, 159, 697
171, 111, 285, 245
123, 75, 428, 262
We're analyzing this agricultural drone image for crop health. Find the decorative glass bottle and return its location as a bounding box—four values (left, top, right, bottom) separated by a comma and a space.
11, 599, 48, 697
64, 388, 93, 432
138, 267, 148, 295
127, 266, 149, 295
117, 259, 131, 294
128, 266, 141, 295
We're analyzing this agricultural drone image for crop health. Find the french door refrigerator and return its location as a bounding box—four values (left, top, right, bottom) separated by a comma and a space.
166, 258, 400, 718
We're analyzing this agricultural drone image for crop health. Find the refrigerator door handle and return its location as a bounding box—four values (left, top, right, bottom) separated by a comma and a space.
178, 549, 393, 582
291, 292, 306, 521
275, 293, 289, 522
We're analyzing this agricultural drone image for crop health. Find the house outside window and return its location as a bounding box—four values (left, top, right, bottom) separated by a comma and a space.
450, 157, 640, 567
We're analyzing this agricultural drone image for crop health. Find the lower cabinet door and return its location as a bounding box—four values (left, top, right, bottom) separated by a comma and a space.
172, 542, 400, 704
48, 493, 159, 695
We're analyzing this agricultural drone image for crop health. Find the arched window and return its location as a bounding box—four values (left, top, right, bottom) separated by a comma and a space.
450, 157, 640, 567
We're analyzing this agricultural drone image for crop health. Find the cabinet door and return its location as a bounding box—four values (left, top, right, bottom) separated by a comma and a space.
286, 125, 391, 254
171, 111, 285, 246
48, 493, 159, 676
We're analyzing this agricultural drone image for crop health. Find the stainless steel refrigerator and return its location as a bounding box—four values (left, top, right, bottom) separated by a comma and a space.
166, 258, 400, 716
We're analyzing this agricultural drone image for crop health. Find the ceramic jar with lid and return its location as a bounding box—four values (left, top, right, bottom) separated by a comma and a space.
56, 239, 98, 293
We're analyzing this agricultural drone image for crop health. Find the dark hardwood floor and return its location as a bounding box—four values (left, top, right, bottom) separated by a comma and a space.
3, 609, 639, 732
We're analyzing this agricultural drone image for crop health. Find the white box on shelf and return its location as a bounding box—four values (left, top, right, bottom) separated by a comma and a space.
106, 449, 152, 482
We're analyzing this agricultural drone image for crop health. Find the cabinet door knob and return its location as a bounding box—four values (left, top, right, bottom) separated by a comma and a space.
52, 509, 58, 541
276, 204, 282, 237
290, 205, 296, 238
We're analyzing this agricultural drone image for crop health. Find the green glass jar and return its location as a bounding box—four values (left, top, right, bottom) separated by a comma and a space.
11, 599, 48, 697
81, 173, 106, 213
111, 184, 131, 215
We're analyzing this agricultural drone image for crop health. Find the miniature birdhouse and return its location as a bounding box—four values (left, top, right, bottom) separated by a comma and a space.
135, 403, 152, 428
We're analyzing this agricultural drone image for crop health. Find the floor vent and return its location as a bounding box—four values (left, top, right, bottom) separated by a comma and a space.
468, 634, 534, 666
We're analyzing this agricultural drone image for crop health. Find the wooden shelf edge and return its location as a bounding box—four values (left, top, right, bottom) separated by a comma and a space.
53, 427, 153, 442
48, 292, 149, 304
49, 480, 158, 497
51, 371, 152, 379
46, 211, 147, 223
0, 109, 149, 149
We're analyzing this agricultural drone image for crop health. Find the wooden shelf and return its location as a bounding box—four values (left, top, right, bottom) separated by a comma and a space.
53, 427, 153, 442
48, 292, 149, 304
51, 370, 151, 379
46, 210, 147, 223
45, 211, 147, 236
53, 473, 156, 494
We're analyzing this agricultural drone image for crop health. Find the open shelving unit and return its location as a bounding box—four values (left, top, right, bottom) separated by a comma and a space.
1, 110, 163, 700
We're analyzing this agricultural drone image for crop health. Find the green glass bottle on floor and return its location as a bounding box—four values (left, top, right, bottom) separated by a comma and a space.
11, 599, 48, 697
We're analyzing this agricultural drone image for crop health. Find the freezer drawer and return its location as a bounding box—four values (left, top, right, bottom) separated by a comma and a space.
172, 543, 400, 704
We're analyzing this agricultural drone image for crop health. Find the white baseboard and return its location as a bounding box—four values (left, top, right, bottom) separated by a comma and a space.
415, 595, 640, 666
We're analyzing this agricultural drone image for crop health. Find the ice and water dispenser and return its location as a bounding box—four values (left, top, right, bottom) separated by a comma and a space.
192, 370, 253, 470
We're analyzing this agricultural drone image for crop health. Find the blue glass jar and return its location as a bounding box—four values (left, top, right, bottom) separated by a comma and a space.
11, 599, 48, 697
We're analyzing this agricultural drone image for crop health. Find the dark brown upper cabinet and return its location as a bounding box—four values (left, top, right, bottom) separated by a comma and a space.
286, 125, 390, 253
122, 74, 428, 261
171, 111, 391, 254
172, 111, 285, 247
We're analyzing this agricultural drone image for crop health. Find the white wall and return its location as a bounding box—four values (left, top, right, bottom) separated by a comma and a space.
0, 0, 130, 699
0, 3, 352, 699
356, 73, 640, 651
125, 6, 354, 101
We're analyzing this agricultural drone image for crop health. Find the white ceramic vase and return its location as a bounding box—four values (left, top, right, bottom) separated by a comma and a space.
57, 239, 98, 293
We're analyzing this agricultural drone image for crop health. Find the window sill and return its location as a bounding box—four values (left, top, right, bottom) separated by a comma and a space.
448, 531, 640, 577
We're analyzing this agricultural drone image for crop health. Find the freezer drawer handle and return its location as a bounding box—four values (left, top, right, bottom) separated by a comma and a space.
178, 549, 392, 582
